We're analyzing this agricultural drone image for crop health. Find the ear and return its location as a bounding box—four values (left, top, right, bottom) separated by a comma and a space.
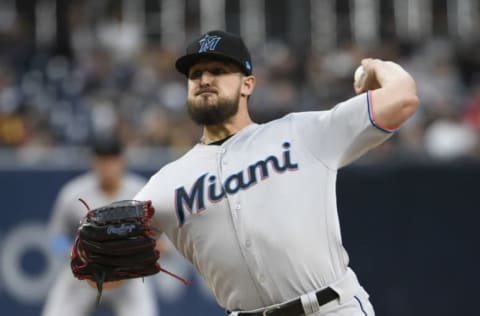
240, 76, 256, 97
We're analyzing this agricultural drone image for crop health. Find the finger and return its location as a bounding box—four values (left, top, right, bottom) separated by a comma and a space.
353, 64, 367, 94
353, 82, 368, 94
361, 58, 383, 73
353, 82, 365, 94
360, 58, 373, 69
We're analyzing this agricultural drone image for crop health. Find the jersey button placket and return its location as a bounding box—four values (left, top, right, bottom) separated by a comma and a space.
220, 147, 227, 165
220, 145, 258, 287
258, 274, 265, 284
220, 146, 245, 251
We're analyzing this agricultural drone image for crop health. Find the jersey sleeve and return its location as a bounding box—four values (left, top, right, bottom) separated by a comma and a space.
134, 172, 175, 239
292, 92, 393, 169
48, 190, 73, 237
47, 188, 77, 255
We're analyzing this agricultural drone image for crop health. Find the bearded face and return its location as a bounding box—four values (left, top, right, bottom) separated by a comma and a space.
186, 85, 241, 125
186, 60, 245, 126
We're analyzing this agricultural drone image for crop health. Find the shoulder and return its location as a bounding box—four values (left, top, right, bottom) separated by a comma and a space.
124, 172, 147, 187
54, 172, 95, 204
267, 95, 366, 124
271, 111, 331, 123
256, 111, 331, 132
60, 172, 95, 195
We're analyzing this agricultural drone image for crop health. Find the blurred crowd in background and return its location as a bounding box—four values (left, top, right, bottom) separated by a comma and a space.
0, 0, 479, 167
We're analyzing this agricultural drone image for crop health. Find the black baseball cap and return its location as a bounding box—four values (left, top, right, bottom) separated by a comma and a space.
175, 30, 252, 77
91, 136, 123, 156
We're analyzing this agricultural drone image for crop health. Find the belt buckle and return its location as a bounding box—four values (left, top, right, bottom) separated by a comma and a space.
262, 305, 281, 316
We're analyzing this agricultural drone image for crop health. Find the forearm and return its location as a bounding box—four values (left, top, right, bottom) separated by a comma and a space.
356, 58, 419, 130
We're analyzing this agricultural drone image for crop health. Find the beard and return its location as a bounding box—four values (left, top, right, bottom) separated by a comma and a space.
186, 89, 241, 126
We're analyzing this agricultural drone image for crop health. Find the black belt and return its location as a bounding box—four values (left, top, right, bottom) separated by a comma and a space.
230, 287, 339, 316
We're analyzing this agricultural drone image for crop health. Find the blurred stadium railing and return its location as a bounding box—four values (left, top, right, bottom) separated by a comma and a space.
0, 0, 479, 167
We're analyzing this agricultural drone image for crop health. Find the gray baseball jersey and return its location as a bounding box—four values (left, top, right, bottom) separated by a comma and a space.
135, 92, 391, 312
43, 171, 158, 316
48, 172, 147, 240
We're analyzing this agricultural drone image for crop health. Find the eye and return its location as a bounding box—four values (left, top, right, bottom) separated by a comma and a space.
210, 67, 227, 76
189, 70, 202, 80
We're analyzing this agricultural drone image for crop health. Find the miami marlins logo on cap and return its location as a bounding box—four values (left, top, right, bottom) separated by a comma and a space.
198, 34, 222, 53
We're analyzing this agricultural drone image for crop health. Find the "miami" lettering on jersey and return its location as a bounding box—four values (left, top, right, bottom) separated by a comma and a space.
175, 142, 298, 226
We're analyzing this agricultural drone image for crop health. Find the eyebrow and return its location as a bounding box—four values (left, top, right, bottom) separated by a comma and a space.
189, 63, 241, 75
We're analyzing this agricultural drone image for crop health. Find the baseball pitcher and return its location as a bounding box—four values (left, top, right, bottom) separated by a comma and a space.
70, 31, 418, 316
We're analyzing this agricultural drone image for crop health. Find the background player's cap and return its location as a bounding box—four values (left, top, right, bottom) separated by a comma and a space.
91, 136, 123, 156
175, 30, 252, 77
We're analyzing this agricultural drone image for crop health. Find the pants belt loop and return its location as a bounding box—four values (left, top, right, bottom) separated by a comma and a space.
300, 290, 321, 315
330, 268, 358, 304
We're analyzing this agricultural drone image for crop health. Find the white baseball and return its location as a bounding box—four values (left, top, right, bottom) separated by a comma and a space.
354, 65, 365, 86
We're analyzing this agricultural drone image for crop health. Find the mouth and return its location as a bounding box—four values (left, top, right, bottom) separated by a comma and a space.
196, 89, 217, 96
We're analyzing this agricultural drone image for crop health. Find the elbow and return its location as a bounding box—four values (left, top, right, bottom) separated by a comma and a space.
370, 80, 420, 130
395, 75, 419, 122
399, 94, 419, 121
379, 93, 419, 130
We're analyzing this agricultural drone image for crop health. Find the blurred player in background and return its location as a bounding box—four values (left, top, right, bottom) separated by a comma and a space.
42, 136, 159, 316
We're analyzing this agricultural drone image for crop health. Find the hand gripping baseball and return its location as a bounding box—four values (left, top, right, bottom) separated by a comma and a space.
70, 199, 190, 305
353, 58, 383, 94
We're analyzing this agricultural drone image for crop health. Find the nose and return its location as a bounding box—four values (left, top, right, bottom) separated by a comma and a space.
199, 71, 214, 86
